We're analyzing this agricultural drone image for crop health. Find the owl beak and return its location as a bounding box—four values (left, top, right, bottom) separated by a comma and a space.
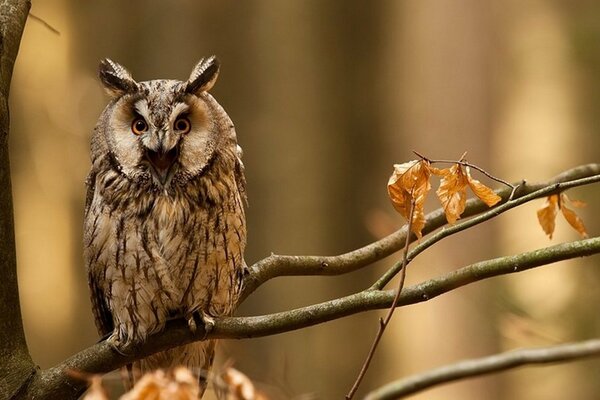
145, 146, 178, 185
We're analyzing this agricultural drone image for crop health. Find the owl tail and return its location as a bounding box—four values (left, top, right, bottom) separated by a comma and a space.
122, 339, 218, 398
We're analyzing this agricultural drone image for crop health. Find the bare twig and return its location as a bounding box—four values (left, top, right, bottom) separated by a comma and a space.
364, 338, 600, 400
16, 237, 600, 398
413, 150, 517, 197
347, 201, 415, 399
241, 163, 600, 301
28, 12, 60, 35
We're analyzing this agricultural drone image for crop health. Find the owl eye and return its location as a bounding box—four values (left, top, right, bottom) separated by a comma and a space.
131, 117, 148, 135
174, 117, 191, 134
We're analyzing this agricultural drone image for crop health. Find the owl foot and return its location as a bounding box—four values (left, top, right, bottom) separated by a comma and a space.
187, 311, 215, 339
106, 333, 130, 356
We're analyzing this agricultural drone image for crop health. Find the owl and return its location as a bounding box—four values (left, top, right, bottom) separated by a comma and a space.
83, 56, 247, 396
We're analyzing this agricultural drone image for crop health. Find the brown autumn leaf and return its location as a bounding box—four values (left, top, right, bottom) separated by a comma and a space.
82, 376, 109, 400
387, 160, 432, 238
465, 166, 502, 207
120, 368, 200, 400
537, 194, 559, 239
435, 163, 468, 224
536, 193, 588, 239
560, 194, 588, 238
218, 367, 269, 400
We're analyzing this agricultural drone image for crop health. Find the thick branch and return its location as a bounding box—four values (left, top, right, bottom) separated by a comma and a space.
0, 1, 34, 399
364, 339, 600, 400
18, 237, 600, 398
242, 164, 600, 300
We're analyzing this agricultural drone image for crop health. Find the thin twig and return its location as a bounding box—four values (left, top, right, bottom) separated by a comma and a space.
28, 12, 60, 35
364, 338, 600, 400
412, 150, 517, 197
346, 200, 415, 399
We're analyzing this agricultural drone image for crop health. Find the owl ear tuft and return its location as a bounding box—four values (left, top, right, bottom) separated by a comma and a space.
98, 59, 138, 97
185, 56, 220, 95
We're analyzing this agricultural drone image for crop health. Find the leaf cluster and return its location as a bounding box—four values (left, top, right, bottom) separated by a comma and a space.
387, 158, 501, 237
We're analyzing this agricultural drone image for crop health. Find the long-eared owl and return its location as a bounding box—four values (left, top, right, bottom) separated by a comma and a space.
83, 56, 247, 395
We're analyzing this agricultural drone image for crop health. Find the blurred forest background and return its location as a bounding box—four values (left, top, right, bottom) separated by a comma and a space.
9, 1, 600, 399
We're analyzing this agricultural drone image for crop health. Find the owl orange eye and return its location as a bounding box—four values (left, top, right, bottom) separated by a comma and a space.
131, 118, 148, 135
174, 117, 191, 134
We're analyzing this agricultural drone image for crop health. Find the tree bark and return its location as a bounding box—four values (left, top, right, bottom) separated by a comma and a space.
0, 1, 34, 399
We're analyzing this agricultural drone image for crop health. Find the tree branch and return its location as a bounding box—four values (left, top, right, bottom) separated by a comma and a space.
372, 173, 600, 289
0, 1, 34, 399
17, 237, 600, 398
364, 338, 600, 400
242, 164, 600, 300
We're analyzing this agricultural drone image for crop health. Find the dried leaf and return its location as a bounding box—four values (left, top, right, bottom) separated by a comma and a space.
435, 164, 468, 224
465, 166, 502, 207
120, 368, 200, 400
219, 367, 269, 400
428, 165, 449, 176
562, 193, 587, 208
537, 195, 558, 239
221, 368, 256, 400
387, 160, 432, 237
537, 193, 588, 239
82, 376, 109, 400
120, 371, 164, 400
560, 194, 588, 238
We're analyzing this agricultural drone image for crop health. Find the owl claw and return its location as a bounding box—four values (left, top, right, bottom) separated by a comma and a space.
106, 333, 129, 356
201, 312, 215, 334
187, 311, 215, 339
186, 315, 198, 333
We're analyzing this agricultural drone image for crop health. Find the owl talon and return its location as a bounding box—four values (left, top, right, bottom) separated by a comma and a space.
201, 313, 215, 334
187, 315, 198, 333
188, 311, 215, 339
106, 334, 129, 356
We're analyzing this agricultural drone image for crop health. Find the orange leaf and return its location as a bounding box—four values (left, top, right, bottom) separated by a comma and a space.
82, 376, 109, 400
387, 160, 432, 238
120, 368, 201, 400
562, 193, 587, 208
428, 165, 449, 176
560, 194, 588, 238
436, 163, 468, 224
465, 166, 502, 207
220, 367, 267, 400
536, 195, 558, 239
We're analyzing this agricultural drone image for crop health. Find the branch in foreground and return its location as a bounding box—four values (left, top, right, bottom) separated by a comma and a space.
241, 163, 600, 300
364, 338, 600, 400
18, 237, 600, 398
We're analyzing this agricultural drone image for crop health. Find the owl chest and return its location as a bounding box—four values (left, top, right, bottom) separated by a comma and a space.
86, 192, 246, 315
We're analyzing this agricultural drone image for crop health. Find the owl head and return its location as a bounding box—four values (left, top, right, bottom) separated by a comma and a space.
93, 57, 239, 189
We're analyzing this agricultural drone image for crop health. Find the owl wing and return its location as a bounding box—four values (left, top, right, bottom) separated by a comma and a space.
85, 169, 115, 338
84, 169, 96, 216
89, 278, 114, 338
234, 152, 248, 207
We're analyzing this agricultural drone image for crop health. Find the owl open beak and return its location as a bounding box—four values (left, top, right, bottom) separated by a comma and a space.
145, 147, 178, 185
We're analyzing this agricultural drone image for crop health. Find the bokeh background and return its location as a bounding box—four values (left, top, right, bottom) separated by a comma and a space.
9, 1, 600, 399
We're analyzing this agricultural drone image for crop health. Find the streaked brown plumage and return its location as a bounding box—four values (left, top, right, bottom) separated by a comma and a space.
84, 57, 246, 396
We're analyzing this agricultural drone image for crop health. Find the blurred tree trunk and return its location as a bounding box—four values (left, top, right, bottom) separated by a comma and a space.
0, 0, 34, 397
492, 1, 599, 399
